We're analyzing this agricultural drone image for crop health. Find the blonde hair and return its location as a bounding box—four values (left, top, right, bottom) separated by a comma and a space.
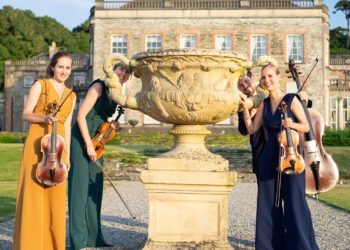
261, 64, 280, 75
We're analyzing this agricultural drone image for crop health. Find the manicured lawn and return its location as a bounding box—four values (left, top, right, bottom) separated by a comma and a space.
316, 185, 350, 212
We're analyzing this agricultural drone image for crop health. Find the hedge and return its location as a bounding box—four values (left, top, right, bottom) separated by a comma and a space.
0, 129, 349, 146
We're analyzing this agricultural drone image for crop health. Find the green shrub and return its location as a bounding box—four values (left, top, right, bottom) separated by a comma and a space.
0, 132, 26, 143
323, 129, 350, 146
109, 135, 121, 145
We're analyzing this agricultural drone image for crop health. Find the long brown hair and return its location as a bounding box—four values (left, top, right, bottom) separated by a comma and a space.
46, 51, 72, 77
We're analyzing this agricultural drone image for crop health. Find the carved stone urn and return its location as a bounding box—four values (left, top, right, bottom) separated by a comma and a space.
103, 49, 265, 249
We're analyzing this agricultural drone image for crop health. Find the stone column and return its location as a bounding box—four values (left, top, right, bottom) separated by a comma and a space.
141, 125, 237, 249
4, 61, 14, 131
338, 96, 344, 129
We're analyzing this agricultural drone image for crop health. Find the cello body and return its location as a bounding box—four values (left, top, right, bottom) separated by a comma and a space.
302, 109, 339, 194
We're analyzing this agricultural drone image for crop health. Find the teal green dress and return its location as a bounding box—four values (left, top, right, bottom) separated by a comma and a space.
68, 80, 117, 249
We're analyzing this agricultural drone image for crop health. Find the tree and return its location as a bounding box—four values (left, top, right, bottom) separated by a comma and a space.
334, 0, 350, 48
0, 6, 90, 90
330, 27, 350, 54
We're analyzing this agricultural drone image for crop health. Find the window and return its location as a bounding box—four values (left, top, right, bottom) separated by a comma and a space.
330, 97, 338, 129
77, 98, 84, 110
145, 34, 162, 52
215, 34, 232, 51
330, 78, 339, 86
74, 73, 86, 86
344, 97, 350, 128
180, 34, 196, 49
111, 34, 128, 56
287, 34, 304, 63
286, 82, 298, 93
250, 35, 268, 61
24, 76, 35, 88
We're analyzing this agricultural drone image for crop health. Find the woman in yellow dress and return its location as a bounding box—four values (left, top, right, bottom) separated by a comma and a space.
12, 51, 76, 250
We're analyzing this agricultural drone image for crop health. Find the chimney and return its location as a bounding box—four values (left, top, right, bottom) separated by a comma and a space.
49, 41, 58, 58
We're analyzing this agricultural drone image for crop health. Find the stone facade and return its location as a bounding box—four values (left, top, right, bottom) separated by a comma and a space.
89, 0, 333, 126
2, 0, 350, 131
329, 55, 350, 129
3, 49, 90, 132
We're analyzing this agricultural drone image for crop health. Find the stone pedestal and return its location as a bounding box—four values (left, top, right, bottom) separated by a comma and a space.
141, 156, 237, 249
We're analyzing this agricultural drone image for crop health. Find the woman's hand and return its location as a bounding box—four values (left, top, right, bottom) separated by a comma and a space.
86, 144, 97, 162
239, 93, 249, 112
282, 117, 294, 129
44, 114, 58, 124
111, 121, 119, 130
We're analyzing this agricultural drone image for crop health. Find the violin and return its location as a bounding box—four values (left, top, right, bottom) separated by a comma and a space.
91, 106, 124, 159
278, 101, 305, 175
36, 101, 67, 186
288, 59, 339, 194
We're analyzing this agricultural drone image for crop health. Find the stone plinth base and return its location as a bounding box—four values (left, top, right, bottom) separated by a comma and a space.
141, 157, 237, 250
143, 239, 232, 250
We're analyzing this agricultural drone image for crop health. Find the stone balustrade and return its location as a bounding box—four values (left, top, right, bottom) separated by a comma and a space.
97, 0, 315, 10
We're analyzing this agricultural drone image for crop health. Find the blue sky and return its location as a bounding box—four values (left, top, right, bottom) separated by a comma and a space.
0, 0, 347, 30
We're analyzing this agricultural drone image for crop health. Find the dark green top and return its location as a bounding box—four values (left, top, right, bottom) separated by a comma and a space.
71, 80, 117, 143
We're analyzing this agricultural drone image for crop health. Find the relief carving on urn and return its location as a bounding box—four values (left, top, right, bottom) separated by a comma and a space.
104, 49, 269, 125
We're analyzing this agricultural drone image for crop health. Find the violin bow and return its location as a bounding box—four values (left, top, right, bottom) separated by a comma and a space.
275, 113, 284, 208
53, 88, 74, 117
94, 159, 136, 219
296, 58, 319, 93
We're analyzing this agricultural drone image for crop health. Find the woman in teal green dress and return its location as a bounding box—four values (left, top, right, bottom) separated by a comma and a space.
68, 63, 131, 249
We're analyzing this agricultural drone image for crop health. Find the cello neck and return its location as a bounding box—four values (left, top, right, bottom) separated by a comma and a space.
288, 59, 315, 142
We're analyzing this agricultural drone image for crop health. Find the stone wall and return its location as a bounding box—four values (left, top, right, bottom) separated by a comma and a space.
103, 147, 254, 181
3, 56, 89, 132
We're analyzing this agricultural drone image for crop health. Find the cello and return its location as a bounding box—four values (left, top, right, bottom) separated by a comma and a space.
288, 59, 339, 195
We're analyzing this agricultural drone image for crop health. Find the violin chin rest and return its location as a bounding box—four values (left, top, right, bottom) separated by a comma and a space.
283, 168, 297, 175
41, 179, 55, 186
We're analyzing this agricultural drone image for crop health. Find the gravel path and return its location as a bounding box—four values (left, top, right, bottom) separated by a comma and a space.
1, 181, 349, 249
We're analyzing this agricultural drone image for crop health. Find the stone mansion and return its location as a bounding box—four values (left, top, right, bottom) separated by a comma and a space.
3, 0, 350, 131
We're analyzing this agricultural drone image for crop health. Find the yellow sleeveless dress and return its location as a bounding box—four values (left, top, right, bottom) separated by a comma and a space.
13, 79, 75, 250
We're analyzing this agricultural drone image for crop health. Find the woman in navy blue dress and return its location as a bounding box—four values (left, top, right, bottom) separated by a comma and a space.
240, 64, 319, 250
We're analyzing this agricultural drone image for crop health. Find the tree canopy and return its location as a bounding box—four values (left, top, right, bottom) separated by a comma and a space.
0, 6, 89, 90
334, 0, 350, 48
